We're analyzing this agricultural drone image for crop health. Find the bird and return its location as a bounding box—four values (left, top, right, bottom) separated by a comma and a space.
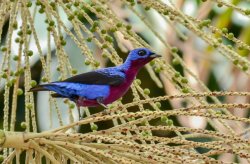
30, 48, 161, 119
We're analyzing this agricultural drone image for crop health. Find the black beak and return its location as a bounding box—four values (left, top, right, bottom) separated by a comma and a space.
150, 53, 162, 58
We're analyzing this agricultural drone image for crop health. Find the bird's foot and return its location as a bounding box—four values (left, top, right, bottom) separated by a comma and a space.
77, 105, 83, 120
96, 97, 108, 108
96, 97, 110, 115
101, 109, 110, 115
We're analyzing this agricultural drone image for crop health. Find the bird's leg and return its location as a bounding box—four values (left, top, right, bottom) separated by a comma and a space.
96, 97, 109, 115
96, 97, 107, 108
74, 96, 82, 120
77, 105, 82, 120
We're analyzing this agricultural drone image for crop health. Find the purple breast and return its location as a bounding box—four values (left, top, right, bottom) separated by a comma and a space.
104, 58, 153, 104
104, 69, 137, 104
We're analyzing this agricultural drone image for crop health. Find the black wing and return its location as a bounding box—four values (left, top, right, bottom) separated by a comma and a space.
62, 70, 125, 86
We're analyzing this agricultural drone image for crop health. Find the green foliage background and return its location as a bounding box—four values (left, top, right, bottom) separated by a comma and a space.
0, 0, 250, 163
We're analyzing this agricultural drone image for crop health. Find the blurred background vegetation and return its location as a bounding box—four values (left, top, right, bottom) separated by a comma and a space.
0, 0, 250, 163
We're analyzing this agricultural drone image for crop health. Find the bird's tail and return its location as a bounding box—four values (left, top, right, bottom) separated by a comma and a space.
29, 84, 67, 98
29, 84, 52, 92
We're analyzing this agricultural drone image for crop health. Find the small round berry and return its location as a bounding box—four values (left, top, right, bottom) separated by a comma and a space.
26, 103, 33, 110
26, 1, 32, 7
161, 116, 168, 122
143, 88, 150, 95
84, 59, 91, 65
166, 119, 173, 126
69, 103, 75, 109
242, 65, 248, 71
182, 88, 189, 93
181, 78, 188, 84
42, 77, 48, 82
21, 122, 27, 129
228, 33, 234, 39
30, 80, 37, 87
171, 47, 178, 53
155, 102, 161, 108
13, 55, 19, 61
71, 69, 78, 75
27, 50, 33, 56
91, 124, 98, 131
221, 28, 228, 34
17, 88, 23, 96
135, 79, 141, 85
172, 58, 180, 65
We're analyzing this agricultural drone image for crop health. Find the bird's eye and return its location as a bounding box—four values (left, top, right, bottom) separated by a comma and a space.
138, 50, 147, 56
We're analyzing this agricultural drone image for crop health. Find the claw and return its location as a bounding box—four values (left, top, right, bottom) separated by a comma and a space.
96, 97, 108, 108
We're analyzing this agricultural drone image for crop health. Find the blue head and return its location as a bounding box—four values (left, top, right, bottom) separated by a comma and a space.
122, 48, 161, 70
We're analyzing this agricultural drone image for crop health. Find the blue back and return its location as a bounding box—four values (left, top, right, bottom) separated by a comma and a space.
44, 82, 110, 100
